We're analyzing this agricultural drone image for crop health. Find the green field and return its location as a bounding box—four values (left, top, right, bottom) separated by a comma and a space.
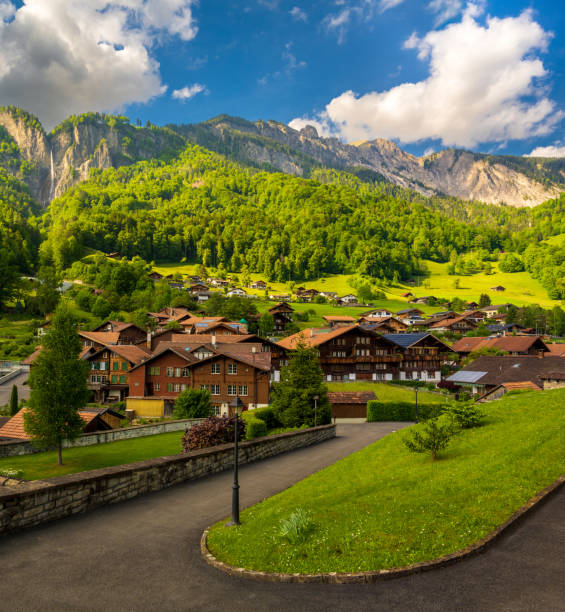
326, 381, 448, 404
0, 431, 184, 480
206, 389, 565, 574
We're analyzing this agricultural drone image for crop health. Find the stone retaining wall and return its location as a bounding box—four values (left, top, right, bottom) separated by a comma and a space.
0, 418, 205, 458
0, 424, 336, 536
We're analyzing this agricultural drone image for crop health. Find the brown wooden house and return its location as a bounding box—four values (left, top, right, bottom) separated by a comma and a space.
268, 302, 294, 333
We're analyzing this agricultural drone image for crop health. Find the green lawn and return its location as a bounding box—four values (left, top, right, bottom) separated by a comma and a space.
206, 389, 565, 574
0, 431, 184, 480
326, 381, 448, 404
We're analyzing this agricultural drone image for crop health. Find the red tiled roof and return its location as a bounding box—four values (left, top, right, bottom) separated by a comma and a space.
545, 344, 565, 356
452, 336, 548, 353
322, 315, 357, 322
79, 331, 121, 345
91, 344, 150, 365
501, 381, 542, 391
22, 347, 42, 365
278, 326, 358, 350
327, 391, 377, 404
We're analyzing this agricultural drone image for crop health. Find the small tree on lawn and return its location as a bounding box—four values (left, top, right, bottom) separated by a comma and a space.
478, 293, 491, 308
173, 388, 211, 419
271, 337, 331, 427
403, 417, 455, 461
9, 384, 18, 416
24, 303, 90, 465
258, 312, 274, 338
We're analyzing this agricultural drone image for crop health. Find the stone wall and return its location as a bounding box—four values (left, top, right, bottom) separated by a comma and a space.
0, 418, 205, 458
0, 424, 336, 536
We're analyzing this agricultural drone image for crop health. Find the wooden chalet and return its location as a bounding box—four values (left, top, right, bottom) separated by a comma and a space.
296, 288, 319, 302
92, 321, 147, 344
362, 309, 394, 319
127, 347, 271, 417
251, 280, 268, 290
429, 315, 478, 333
323, 315, 358, 328
359, 316, 408, 333
490, 286, 506, 292
268, 302, 294, 333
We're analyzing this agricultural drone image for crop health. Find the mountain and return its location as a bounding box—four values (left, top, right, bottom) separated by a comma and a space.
1, 108, 564, 208
175, 115, 564, 208
0, 107, 185, 204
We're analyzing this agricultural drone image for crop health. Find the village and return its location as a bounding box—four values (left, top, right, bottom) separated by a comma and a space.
2, 265, 565, 443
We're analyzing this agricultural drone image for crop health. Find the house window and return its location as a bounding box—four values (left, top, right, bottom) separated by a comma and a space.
111, 375, 118, 384
174, 367, 182, 377
227, 384, 237, 396
103, 351, 108, 358
167, 383, 173, 392
154, 382, 160, 391
238, 385, 248, 396
167, 367, 174, 377
182, 368, 190, 377
211, 384, 220, 395
181, 384, 187, 391
119, 375, 126, 384
228, 363, 237, 375
174, 383, 181, 392
91, 362, 99, 370
211, 363, 221, 374
101, 376, 107, 383
90, 375, 97, 383
113, 362, 119, 371
211, 405, 221, 416
122, 362, 128, 371
150, 366, 160, 376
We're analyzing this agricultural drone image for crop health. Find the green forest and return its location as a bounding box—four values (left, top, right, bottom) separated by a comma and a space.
2, 110, 565, 306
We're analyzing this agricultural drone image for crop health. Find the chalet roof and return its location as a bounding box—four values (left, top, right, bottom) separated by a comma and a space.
382, 333, 454, 352
0, 407, 117, 440
539, 371, 565, 380
545, 344, 565, 357
128, 347, 197, 372
429, 315, 478, 329
327, 391, 377, 404
452, 336, 548, 354
322, 315, 358, 322
396, 308, 424, 315
278, 325, 397, 351
79, 331, 121, 345
92, 320, 144, 333
90, 344, 149, 365
501, 381, 542, 391
268, 302, 293, 314
447, 355, 565, 388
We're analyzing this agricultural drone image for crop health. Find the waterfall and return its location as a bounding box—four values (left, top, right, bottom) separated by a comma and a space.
49, 149, 55, 200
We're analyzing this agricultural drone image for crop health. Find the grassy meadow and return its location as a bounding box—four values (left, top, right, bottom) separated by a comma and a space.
206, 388, 565, 574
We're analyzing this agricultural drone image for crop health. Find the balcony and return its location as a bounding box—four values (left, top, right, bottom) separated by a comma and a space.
322, 354, 403, 364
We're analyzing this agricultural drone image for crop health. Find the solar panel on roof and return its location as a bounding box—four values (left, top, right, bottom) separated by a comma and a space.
447, 371, 487, 383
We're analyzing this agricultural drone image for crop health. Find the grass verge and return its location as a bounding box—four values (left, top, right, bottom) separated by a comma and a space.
206, 389, 565, 574
0, 431, 184, 480
326, 381, 447, 404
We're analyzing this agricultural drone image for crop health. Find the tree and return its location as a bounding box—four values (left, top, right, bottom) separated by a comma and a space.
258, 312, 274, 337
403, 417, 455, 461
271, 337, 331, 427
0, 254, 20, 311
499, 253, 525, 273
9, 384, 18, 416
24, 303, 90, 465
34, 266, 61, 316
478, 293, 491, 308
173, 388, 211, 419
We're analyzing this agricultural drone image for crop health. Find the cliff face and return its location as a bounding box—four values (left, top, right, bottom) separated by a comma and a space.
184, 116, 562, 207
0, 109, 186, 205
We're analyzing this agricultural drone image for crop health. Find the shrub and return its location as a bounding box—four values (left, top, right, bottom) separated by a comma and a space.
182, 415, 246, 452
173, 388, 211, 419
366, 401, 444, 422
403, 416, 455, 460
252, 406, 280, 429
445, 401, 485, 429
278, 508, 315, 544
0, 468, 23, 479
242, 412, 267, 440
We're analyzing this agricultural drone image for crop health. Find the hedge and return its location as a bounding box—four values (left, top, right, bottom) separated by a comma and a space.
252, 406, 280, 429
241, 411, 268, 440
366, 401, 444, 422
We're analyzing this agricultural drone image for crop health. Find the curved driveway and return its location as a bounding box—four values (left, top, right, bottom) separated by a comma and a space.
0, 423, 563, 611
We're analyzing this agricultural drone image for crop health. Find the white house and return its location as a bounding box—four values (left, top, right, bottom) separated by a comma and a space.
227, 288, 247, 297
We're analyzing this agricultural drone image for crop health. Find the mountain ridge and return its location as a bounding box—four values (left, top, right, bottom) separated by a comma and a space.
0, 107, 564, 207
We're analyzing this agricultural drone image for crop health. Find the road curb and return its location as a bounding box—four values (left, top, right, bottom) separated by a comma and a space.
201, 473, 565, 584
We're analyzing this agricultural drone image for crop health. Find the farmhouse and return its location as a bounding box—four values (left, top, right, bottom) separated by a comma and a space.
451, 336, 549, 358
268, 302, 294, 333
251, 280, 268, 290
322, 315, 358, 328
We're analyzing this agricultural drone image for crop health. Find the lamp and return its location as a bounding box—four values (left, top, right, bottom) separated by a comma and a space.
227, 396, 244, 526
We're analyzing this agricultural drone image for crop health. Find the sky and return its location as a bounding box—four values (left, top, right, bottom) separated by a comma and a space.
0, 0, 564, 157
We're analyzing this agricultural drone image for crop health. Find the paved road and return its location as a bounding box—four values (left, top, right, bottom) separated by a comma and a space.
0, 371, 29, 405
0, 423, 563, 612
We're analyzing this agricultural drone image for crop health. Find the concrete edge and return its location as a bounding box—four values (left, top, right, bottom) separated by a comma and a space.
200, 473, 565, 584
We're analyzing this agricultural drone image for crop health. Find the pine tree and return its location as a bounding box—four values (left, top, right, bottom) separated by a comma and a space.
24, 303, 90, 465
271, 338, 331, 427
9, 384, 18, 416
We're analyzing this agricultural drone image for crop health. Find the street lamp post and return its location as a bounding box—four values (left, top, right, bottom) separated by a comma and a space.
227, 396, 244, 527
313, 394, 319, 427
414, 386, 419, 423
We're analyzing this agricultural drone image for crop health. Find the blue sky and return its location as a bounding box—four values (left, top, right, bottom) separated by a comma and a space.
1, 0, 564, 156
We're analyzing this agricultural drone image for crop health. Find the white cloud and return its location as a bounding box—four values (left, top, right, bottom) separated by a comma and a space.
294, 5, 563, 148
172, 83, 206, 101
378, 0, 404, 12
0, 0, 198, 129
0, 1, 16, 21
323, 1, 377, 44
258, 42, 306, 85
290, 6, 307, 22
427, 0, 463, 25
525, 145, 565, 158
288, 115, 334, 138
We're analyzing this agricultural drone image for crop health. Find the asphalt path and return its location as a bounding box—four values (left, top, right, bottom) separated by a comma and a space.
0, 423, 563, 612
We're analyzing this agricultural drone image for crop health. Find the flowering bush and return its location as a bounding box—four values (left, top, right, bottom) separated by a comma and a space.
181, 415, 246, 452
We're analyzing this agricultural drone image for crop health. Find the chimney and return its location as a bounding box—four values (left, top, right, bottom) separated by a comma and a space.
146, 331, 152, 351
